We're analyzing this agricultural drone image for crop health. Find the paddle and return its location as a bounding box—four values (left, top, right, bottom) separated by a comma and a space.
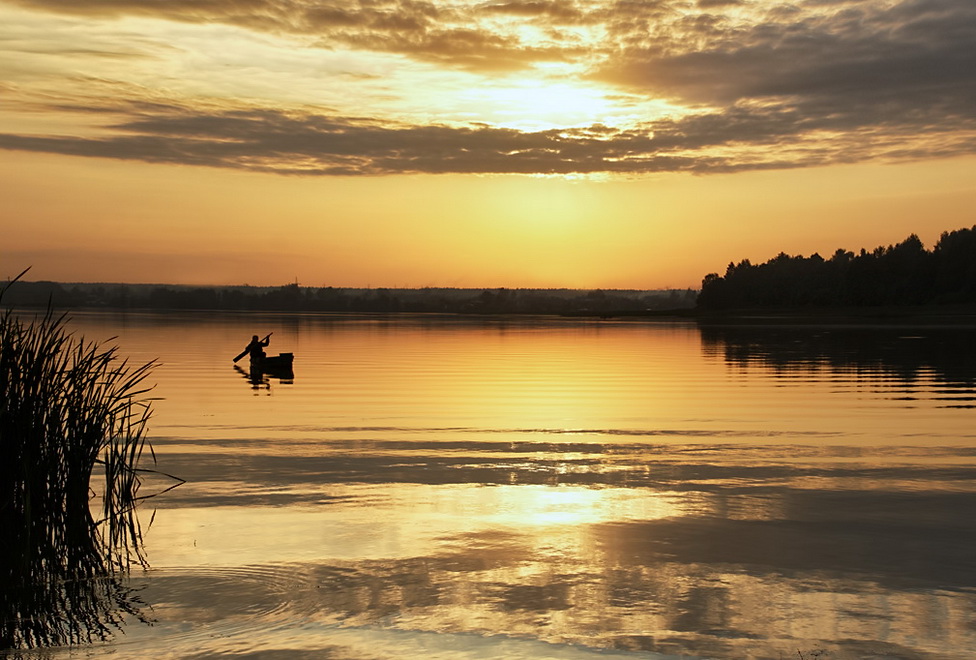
233, 332, 272, 363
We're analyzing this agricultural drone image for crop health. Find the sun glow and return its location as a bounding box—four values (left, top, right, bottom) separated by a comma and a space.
490, 485, 683, 528
465, 81, 621, 130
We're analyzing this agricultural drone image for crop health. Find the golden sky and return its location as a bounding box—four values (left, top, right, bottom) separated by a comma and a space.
2, 0, 976, 288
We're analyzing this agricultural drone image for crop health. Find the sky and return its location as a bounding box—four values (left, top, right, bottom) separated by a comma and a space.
2, 0, 976, 289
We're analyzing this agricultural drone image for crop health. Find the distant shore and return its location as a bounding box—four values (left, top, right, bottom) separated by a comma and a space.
8, 279, 976, 325
1, 280, 698, 317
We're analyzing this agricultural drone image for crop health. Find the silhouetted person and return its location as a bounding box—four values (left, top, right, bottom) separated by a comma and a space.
246, 334, 270, 362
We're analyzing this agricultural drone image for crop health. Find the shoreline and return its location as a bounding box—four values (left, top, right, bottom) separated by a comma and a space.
9, 302, 976, 327
690, 303, 976, 326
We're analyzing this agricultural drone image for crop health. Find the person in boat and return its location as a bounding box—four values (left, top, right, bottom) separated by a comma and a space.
246, 334, 270, 363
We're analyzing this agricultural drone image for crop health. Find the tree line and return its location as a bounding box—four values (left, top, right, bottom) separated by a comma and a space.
697, 225, 976, 310
1, 282, 697, 316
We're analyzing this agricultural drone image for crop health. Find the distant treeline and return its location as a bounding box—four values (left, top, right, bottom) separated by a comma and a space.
2, 282, 697, 316
698, 225, 976, 310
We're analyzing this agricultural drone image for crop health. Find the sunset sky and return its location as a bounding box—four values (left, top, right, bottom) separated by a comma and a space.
2, 0, 976, 289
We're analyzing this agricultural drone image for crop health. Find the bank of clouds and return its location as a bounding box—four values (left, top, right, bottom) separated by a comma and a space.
2, 0, 975, 175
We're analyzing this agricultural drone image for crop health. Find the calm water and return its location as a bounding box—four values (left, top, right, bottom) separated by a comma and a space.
6, 311, 976, 659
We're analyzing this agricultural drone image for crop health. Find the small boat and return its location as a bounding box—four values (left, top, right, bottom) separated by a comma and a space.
249, 352, 295, 380
254, 352, 294, 370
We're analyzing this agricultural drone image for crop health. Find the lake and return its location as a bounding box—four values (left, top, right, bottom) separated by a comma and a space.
4, 310, 976, 659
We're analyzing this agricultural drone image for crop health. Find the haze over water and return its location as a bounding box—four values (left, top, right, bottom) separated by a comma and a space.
10, 310, 976, 659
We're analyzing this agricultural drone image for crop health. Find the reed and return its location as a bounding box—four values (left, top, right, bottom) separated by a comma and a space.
0, 270, 164, 648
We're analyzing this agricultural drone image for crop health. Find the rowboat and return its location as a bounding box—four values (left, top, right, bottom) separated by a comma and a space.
254, 352, 293, 370
246, 353, 294, 381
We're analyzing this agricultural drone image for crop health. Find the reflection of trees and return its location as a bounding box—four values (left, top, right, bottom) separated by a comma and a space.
700, 324, 976, 388
1, 283, 179, 649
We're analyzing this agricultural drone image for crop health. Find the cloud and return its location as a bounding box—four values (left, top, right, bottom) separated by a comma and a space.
3, 97, 974, 176
480, 1, 587, 22
331, 25, 572, 72
4, 0, 976, 175
6, 0, 582, 73
594, 1, 976, 119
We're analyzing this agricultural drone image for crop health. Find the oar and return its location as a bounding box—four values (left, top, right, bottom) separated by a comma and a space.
233, 332, 272, 363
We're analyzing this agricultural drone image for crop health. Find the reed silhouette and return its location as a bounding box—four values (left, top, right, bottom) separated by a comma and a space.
0, 269, 178, 649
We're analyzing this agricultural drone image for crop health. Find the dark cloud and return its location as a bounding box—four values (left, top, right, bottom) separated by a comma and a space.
3, 98, 974, 176
696, 0, 743, 8
579, 0, 976, 173
480, 1, 587, 22
596, 1, 976, 118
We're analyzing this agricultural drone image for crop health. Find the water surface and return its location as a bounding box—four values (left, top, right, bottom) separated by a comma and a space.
6, 312, 976, 659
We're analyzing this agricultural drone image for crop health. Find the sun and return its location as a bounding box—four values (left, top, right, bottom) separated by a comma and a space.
463, 79, 621, 131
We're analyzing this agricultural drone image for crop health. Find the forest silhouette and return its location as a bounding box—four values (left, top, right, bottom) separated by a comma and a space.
0, 284, 696, 316
698, 225, 976, 310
